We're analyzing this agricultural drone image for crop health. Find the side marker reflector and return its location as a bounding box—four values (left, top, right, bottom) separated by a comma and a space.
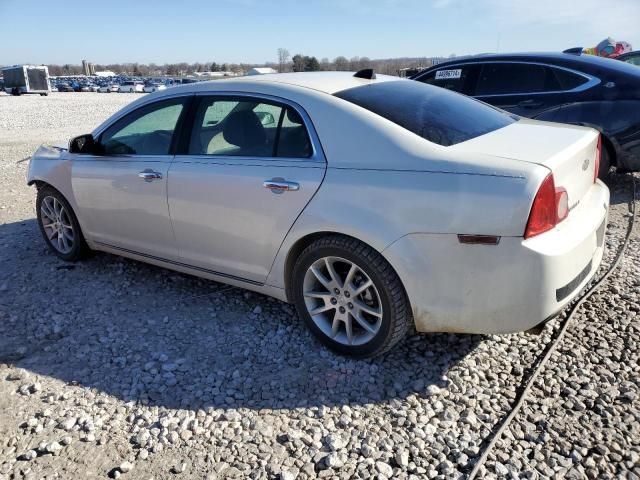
457, 234, 501, 245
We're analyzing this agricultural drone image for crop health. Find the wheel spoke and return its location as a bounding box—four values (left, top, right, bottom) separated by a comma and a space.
354, 299, 382, 318
352, 279, 373, 297
304, 291, 332, 300
60, 213, 72, 228
62, 229, 74, 242
324, 258, 342, 287
44, 224, 56, 240
41, 199, 55, 220
343, 264, 357, 289
57, 234, 64, 251
310, 265, 332, 290
330, 312, 341, 338
309, 303, 334, 316
53, 198, 62, 218
351, 310, 377, 334
344, 314, 354, 345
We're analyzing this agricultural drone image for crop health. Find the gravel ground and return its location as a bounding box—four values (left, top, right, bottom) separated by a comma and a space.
0, 93, 638, 480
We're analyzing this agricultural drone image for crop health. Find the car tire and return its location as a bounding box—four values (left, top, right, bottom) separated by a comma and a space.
599, 146, 611, 179
291, 235, 412, 358
36, 186, 89, 262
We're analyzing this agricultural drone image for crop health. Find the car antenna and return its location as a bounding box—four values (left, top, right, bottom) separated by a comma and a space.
353, 68, 376, 80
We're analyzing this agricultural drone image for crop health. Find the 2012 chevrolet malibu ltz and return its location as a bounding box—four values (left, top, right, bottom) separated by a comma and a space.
27, 71, 609, 357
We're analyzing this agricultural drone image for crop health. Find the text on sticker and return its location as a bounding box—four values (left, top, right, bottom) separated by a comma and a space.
435, 69, 462, 80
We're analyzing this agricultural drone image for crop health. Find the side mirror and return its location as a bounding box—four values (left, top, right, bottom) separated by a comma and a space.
69, 134, 100, 154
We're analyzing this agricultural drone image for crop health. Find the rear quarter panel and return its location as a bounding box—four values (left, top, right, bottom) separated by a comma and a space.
266, 162, 547, 291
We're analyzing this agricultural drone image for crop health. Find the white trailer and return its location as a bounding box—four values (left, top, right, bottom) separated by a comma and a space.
2, 65, 51, 96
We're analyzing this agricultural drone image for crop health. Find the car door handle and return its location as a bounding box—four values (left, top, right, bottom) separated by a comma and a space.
263, 179, 300, 192
138, 169, 163, 182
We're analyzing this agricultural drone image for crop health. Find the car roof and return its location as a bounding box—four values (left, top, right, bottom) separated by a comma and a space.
180, 71, 402, 95
417, 51, 640, 77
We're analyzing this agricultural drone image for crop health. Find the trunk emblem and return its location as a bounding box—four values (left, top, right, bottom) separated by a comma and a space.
582, 158, 590, 171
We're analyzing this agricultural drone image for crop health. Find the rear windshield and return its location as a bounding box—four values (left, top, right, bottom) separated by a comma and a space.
334, 80, 517, 146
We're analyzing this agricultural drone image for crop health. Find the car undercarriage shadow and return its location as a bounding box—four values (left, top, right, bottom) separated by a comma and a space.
0, 218, 483, 411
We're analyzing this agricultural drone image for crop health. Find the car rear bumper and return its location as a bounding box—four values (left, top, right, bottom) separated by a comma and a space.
383, 180, 610, 334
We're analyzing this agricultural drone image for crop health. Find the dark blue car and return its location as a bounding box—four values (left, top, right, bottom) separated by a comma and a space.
411, 52, 640, 176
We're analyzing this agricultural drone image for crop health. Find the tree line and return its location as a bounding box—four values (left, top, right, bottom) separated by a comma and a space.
33, 49, 449, 77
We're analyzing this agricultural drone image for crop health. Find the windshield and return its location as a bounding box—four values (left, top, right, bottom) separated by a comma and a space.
334, 80, 517, 147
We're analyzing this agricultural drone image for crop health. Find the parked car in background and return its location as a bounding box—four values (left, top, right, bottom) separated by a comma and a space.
143, 82, 167, 93
97, 85, 111, 93
118, 81, 144, 93
27, 72, 608, 357
57, 83, 74, 92
411, 52, 640, 176
617, 51, 640, 66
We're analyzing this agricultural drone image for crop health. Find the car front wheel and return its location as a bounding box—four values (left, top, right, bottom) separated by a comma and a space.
36, 186, 89, 262
292, 235, 412, 358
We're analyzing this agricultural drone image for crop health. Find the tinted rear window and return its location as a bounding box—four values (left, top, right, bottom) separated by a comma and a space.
334, 80, 516, 147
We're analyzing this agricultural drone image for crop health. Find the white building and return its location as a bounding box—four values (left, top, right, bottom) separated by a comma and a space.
95, 71, 116, 77
247, 67, 278, 76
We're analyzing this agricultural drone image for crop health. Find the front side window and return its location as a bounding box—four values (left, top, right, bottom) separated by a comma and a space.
417, 65, 475, 94
189, 96, 312, 158
100, 98, 186, 155
335, 80, 516, 147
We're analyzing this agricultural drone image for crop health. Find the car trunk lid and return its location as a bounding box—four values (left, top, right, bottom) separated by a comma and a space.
451, 119, 599, 209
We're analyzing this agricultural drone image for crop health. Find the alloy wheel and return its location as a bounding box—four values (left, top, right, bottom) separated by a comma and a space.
303, 256, 383, 346
40, 195, 74, 254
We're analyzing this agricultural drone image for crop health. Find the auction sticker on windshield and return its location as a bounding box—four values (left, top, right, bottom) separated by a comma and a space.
435, 69, 462, 79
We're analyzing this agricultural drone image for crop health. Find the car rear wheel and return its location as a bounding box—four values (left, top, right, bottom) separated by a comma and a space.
599, 146, 611, 179
36, 187, 89, 262
292, 235, 412, 358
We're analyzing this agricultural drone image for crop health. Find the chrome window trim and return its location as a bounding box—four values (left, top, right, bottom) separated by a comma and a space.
421, 61, 601, 97
190, 90, 326, 164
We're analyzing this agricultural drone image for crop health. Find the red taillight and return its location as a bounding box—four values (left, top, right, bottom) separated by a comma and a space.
594, 135, 601, 183
524, 174, 569, 239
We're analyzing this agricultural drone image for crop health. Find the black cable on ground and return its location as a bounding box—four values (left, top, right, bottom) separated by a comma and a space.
468, 174, 637, 480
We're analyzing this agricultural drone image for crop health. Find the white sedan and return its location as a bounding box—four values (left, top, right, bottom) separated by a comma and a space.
26, 72, 609, 357
143, 82, 167, 93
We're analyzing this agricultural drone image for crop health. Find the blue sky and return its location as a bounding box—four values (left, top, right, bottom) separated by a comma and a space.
1, 0, 638, 65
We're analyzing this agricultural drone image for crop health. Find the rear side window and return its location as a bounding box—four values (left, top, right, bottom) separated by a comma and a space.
416, 65, 475, 94
622, 53, 640, 66
335, 80, 516, 147
474, 63, 589, 95
550, 67, 589, 90
188, 96, 312, 158
476, 63, 548, 95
